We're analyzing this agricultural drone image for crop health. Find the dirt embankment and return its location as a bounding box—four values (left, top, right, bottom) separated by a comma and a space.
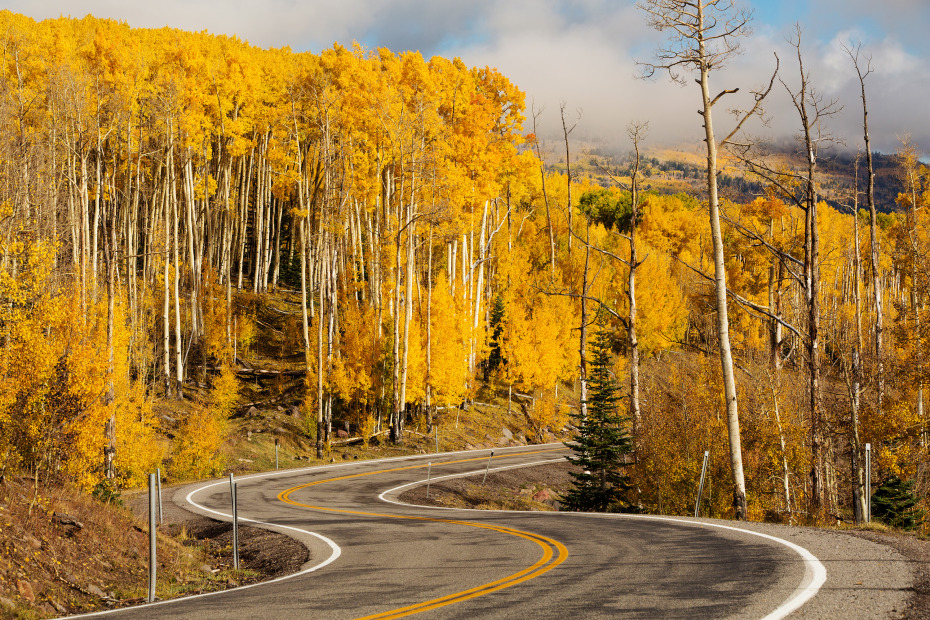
399, 460, 575, 511
0, 476, 307, 618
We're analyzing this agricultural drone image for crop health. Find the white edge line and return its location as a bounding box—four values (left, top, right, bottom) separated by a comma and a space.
378, 458, 827, 620
61, 444, 563, 618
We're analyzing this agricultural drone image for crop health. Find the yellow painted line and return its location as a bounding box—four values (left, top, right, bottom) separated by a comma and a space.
277, 448, 570, 619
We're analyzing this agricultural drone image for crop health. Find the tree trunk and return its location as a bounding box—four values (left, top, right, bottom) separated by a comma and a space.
627, 123, 645, 445
103, 198, 116, 480
171, 153, 184, 400
162, 167, 172, 399
697, 4, 747, 519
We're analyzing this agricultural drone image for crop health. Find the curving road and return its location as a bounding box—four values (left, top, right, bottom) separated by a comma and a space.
72, 444, 914, 619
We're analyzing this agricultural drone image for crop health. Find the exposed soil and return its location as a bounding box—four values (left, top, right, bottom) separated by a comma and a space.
0, 476, 308, 619
161, 517, 308, 581
399, 460, 575, 511
123, 490, 309, 583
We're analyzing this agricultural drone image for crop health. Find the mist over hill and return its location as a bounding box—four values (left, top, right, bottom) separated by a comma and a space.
544, 139, 907, 213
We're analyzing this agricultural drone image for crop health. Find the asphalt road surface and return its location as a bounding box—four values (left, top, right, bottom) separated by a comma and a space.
70, 444, 913, 619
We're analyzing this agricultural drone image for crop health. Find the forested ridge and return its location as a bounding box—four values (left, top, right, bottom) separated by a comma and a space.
1, 9, 929, 528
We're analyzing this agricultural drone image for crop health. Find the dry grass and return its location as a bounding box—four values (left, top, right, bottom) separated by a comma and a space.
0, 476, 256, 618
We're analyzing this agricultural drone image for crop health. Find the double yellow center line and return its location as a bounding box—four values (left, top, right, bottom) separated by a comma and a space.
277, 449, 570, 619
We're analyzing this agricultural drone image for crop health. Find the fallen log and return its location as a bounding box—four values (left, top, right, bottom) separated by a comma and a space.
330, 436, 365, 447
235, 368, 306, 377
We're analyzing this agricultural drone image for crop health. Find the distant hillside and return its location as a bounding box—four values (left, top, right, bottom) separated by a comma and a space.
556, 140, 906, 212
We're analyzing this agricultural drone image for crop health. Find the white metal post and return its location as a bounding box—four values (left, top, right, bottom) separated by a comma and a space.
156, 467, 163, 524
482, 451, 494, 485
865, 443, 872, 523
694, 451, 710, 518
148, 473, 157, 603
229, 473, 239, 570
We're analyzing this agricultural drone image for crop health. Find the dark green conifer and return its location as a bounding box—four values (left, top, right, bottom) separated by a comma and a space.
872, 476, 924, 530
485, 293, 506, 380
561, 316, 633, 512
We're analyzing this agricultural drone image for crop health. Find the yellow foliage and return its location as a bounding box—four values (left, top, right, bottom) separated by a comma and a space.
168, 405, 226, 480
114, 383, 164, 489
202, 268, 233, 365
211, 366, 240, 420
502, 291, 576, 391
862, 400, 921, 481
332, 302, 381, 406
525, 391, 570, 441
428, 274, 472, 407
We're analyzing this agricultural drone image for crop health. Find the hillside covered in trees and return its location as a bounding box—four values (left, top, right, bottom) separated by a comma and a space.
1, 9, 929, 530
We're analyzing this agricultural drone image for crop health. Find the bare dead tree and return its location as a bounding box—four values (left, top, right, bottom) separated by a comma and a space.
843, 42, 884, 419
560, 102, 581, 252
848, 150, 867, 524
625, 122, 648, 446
727, 26, 841, 522
530, 103, 556, 276
638, 0, 778, 519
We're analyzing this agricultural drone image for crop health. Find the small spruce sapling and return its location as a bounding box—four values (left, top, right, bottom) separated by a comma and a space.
872, 476, 925, 531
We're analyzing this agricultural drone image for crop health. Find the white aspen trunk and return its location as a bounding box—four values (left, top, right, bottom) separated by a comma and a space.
163, 175, 172, 398
237, 151, 252, 290
460, 234, 468, 297
770, 379, 792, 516
627, 126, 645, 447
80, 151, 89, 316
579, 223, 589, 422
400, 223, 414, 419
449, 240, 456, 295
853, 56, 884, 416
172, 159, 184, 400
92, 147, 101, 302
326, 251, 336, 443
426, 224, 433, 429
263, 172, 277, 290
183, 158, 202, 340
104, 198, 117, 480
391, 220, 403, 443
473, 202, 488, 333
697, 2, 746, 519
317, 234, 325, 459
851, 158, 867, 524
253, 148, 265, 294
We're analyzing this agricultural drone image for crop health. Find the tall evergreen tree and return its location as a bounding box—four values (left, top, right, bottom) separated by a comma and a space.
562, 316, 634, 512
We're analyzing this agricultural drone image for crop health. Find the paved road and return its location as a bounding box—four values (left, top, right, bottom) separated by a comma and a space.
72, 444, 913, 619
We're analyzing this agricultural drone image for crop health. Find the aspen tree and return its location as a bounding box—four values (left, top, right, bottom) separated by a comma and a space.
844, 43, 883, 417
639, 0, 776, 519
727, 28, 837, 521
849, 153, 867, 523
530, 106, 555, 276
626, 123, 647, 444
560, 103, 580, 253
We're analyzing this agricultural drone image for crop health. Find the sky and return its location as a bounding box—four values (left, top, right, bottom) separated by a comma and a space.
4, 0, 929, 157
